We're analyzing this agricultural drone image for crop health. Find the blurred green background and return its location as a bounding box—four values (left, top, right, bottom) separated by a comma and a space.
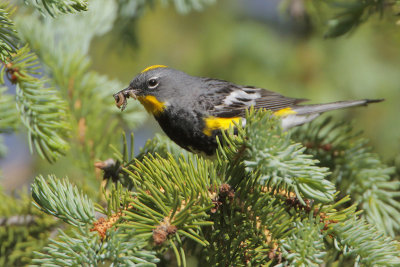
90, 0, 400, 159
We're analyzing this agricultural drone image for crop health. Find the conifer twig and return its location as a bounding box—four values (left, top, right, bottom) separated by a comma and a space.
32, 175, 95, 226
0, 5, 19, 62
24, 0, 88, 17
0, 46, 70, 162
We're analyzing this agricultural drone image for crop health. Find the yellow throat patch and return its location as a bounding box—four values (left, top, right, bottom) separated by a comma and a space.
138, 95, 165, 115
141, 65, 168, 73
203, 116, 241, 136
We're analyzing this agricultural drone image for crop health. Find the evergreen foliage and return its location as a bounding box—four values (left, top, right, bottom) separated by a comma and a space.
1, 46, 70, 162
31, 227, 159, 266
29, 110, 400, 266
0, 5, 18, 62
11, 0, 147, 195
220, 110, 335, 204
0, 188, 58, 266
320, 0, 395, 38
292, 118, 400, 236
32, 175, 95, 226
31, 176, 159, 266
1, 0, 400, 266
330, 216, 400, 266
0, 86, 18, 133
24, 0, 88, 17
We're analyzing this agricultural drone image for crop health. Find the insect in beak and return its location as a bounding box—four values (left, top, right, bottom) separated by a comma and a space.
113, 88, 138, 111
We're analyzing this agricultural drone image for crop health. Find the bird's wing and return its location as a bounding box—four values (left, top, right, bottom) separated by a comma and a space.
202, 80, 307, 117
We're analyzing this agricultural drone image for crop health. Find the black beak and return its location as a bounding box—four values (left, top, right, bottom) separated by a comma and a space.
113, 87, 139, 111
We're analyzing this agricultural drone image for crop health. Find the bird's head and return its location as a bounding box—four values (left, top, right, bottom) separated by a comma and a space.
113, 65, 193, 115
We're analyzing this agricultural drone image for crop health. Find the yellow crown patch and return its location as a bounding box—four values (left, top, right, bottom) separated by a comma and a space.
141, 65, 168, 73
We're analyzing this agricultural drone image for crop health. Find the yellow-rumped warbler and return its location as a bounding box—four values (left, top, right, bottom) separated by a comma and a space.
113, 65, 382, 155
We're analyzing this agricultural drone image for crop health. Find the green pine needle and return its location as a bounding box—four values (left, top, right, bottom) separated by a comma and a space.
0, 5, 19, 62
32, 175, 95, 227
0, 86, 18, 132
218, 108, 335, 204
32, 228, 159, 266
24, 0, 88, 17
293, 117, 400, 236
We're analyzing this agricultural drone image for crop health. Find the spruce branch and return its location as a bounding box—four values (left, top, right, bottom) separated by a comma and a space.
278, 195, 400, 266
119, 154, 216, 266
319, 0, 398, 38
277, 220, 326, 267
0, 5, 19, 62
0, 45, 70, 162
96, 182, 132, 217
32, 175, 95, 227
0, 86, 18, 132
105, 132, 192, 189
204, 185, 294, 266
217, 108, 335, 204
24, 0, 88, 17
206, 108, 400, 265
14, 1, 146, 136
138, 133, 190, 161
204, 110, 335, 265
292, 117, 400, 236
99, 133, 136, 187
15, 11, 147, 159
100, 140, 216, 266
95, 115, 400, 266
329, 216, 400, 265
8, 1, 146, 200
100, 228, 159, 266
165, 0, 216, 14
0, 188, 58, 266
31, 176, 158, 266
32, 227, 159, 266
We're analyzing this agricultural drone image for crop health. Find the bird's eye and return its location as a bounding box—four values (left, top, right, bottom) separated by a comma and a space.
147, 78, 159, 89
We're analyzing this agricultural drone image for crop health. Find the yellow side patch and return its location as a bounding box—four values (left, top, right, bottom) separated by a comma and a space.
141, 65, 168, 73
138, 95, 165, 115
273, 107, 297, 116
203, 116, 241, 136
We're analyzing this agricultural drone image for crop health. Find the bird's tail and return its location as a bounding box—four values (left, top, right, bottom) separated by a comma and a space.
292, 99, 383, 115
281, 99, 383, 130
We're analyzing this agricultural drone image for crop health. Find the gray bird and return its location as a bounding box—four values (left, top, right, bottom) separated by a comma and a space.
114, 65, 383, 155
